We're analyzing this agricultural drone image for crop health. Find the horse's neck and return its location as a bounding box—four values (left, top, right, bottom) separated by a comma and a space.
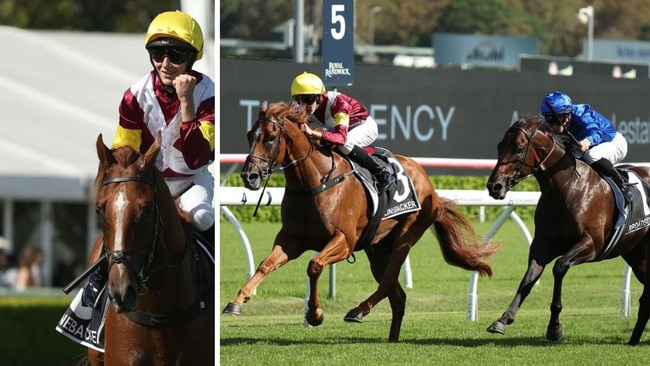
283, 152, 339, 190
283, 127, 344, 190
535, 147, 590, 196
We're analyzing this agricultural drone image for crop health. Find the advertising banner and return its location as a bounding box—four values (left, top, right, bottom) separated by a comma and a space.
322, 0, 354, 87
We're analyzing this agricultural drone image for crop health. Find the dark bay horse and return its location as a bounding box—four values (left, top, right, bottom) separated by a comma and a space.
485, 116, 650, 343
222, 102, 500, 342
87, 134, 214, 365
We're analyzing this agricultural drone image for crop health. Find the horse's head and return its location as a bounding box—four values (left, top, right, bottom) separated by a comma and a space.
241, 101, 311, 190
486, 116, 559, 199
94, 133, 162, 313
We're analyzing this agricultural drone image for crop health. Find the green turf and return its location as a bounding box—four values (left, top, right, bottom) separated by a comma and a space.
220, 218, 650, 365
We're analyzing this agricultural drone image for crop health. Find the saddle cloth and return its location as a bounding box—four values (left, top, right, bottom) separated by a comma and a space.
55, 240, 214, 353
351, 147, 421, 219
599, 170, 650, 259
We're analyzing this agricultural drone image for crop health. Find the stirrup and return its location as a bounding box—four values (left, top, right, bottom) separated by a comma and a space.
622, 187, 634, 202
376, 170, 396, 192
620, 182, 635, 202
81, 273, 107, 309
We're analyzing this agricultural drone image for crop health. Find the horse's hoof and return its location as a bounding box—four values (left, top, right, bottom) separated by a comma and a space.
305, 309, 324, 327
344, 309, 364, 323
546, 324, 564, 341
486, 321, 506, 334
222, 302, 242, 315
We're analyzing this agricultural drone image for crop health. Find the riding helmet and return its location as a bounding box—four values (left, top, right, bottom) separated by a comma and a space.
291, 72, 326, 97
541, 91, 573, 115
145, 10, 204, 61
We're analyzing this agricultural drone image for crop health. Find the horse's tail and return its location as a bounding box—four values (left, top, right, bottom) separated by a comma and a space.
430, 197, 501, 277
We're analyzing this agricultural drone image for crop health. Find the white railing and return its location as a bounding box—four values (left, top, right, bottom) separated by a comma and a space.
219, 155, 634, 320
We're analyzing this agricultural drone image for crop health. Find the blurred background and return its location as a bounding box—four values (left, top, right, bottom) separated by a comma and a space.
0, 0, 214, 292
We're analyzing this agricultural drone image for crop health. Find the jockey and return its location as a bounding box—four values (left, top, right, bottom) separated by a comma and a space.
541, 91, 633, 202
291, 72, 395, 192
82, 10, 215, 309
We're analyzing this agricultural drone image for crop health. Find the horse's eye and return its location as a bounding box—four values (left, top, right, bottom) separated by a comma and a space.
264, 134, 276, 144
139, 204, 154, 220
95, 204, 105, 216
515, 145, 524, 155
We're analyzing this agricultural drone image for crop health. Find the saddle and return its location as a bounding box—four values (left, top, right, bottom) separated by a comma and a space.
345, 147, 421, 250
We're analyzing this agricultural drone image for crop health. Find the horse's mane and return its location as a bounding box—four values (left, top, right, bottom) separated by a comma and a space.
267, 102, 310, 126
512, 115, 574, 151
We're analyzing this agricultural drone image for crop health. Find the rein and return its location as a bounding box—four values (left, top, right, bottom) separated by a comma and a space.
505, 125, 559, 189
247, 117, 315, 175
248, 115, 350, 212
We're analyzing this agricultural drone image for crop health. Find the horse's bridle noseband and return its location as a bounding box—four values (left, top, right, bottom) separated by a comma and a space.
100, 176, 162, 292
246, 116, 315, 177
504, 124, 557, 189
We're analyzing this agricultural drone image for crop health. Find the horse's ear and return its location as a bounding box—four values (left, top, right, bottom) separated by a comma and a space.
259, 102, 267, 119
140, 131, 161, 169
96, 134, 116, 165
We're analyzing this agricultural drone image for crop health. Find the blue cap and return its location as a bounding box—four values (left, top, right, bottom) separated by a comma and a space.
541, 91, 573, 116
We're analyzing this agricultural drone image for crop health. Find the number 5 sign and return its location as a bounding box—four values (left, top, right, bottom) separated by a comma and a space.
322, 0, 354, 87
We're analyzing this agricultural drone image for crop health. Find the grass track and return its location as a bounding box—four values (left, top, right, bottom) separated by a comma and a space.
220, 219, 650, 365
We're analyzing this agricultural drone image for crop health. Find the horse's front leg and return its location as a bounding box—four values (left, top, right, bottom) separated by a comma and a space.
546, 244, 595, 341
305, 232, 351, 326
222, 244, 292, 315
629, 283, 650, 345
487, 258, 545, 335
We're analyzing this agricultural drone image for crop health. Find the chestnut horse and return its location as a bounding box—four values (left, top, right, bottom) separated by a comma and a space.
485, 116, 650, 344
222, 102, 500, 342
87, 134, 214, 365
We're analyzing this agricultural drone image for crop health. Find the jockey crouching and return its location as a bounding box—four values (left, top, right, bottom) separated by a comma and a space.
541, 91, 634, 202
291, 72, 395, 193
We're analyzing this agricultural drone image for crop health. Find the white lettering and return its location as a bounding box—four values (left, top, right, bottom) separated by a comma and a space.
324, 62, 352, 77
413, 105, 435, 141
385, 201, 418, 216
240, 100, 456, 144
436, 106, 455, 141
371, 104, 388, 140
627, 216, 650, 233
613, 113, 650, 145
391, 105, 411, 140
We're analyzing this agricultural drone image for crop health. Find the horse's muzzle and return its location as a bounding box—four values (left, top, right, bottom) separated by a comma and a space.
241, 159, 268, 190
486, 181, 507, 200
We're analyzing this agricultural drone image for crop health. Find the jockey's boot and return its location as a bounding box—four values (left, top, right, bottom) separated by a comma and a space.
81, 260, 108, 309
591, 158, 634, 202
348, 145, 396, 193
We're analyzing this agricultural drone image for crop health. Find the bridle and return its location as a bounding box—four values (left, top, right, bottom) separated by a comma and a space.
100, 175, 163, 293
503, 123, 558, 189
245, 116, 315, 179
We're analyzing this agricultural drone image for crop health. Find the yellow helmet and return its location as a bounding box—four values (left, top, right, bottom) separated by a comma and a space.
291, 72, 326, 97
145, 10, 204, 60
